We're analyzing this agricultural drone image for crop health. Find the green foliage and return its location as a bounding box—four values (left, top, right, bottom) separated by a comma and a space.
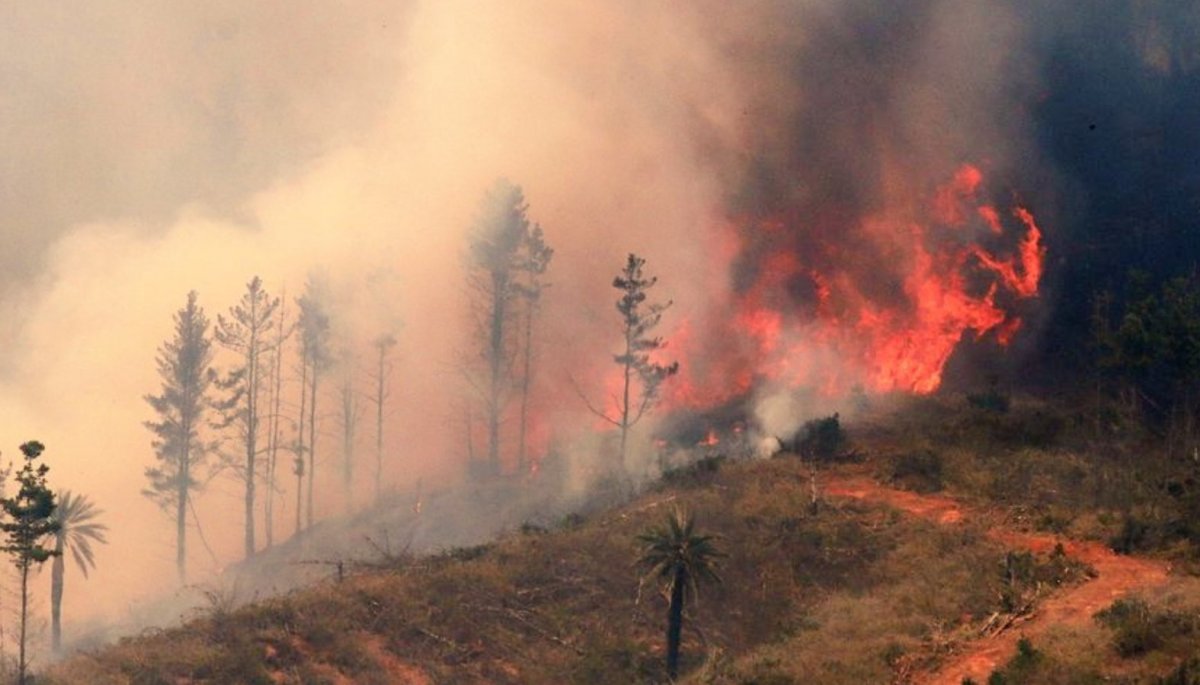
986, 638, 1042, 685
964, 383, 1012, 410
1093, 271, 1200, 412
1, 442, 60, 570
609, 253, 679, 436
636, 508, 724, 600
1095, 598, 1198, 658
661, 455, 726, 489
143, 291, 216, 510
49, 490, 108, 651
1159, 658, 1200, 685
889, 449, 944, 493
637, 507, 724, 679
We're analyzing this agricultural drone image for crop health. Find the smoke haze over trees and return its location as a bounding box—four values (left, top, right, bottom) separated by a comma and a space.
0, 0, 1197, 636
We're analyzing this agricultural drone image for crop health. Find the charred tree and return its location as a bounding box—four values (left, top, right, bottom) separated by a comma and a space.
466, 179, 532, 476
213, 277, 280, 561
144, 291, 216, 585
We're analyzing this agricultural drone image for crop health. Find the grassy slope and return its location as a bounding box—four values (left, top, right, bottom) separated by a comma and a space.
44, 396, 1200, 684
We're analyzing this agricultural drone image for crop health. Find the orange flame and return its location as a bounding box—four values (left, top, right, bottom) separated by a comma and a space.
664, 163, 1045, 409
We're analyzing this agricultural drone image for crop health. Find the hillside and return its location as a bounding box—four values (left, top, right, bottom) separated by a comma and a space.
45, 397, 1200, 684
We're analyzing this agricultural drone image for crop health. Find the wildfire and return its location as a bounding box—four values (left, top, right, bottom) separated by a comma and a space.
666, 163, 1045, 408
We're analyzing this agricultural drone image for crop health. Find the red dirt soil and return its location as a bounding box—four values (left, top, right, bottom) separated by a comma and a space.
824, 474, 1171, 685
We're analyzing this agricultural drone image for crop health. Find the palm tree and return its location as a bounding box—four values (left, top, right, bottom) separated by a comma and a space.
636, 507, 723, 680
48, 490, 108, 653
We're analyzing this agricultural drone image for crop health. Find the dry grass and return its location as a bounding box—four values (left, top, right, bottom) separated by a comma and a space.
41, 397, 1200, 683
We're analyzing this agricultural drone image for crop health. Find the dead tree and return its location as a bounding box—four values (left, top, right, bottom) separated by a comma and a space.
369, 333, 397, 501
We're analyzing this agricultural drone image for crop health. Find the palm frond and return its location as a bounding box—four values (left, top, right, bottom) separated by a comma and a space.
51, 490, 109, 576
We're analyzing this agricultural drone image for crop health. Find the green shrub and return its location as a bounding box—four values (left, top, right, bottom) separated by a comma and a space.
1160, 658, 1200, 685
1095, 598, 1197, 658
661, 455, 725, 488
890, 450, 944, 493
796, 414, 848, 461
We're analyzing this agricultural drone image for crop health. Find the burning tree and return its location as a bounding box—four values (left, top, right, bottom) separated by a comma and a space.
586, 254, 678, 467
213, 276, 280, 560
144, 291, 216, 585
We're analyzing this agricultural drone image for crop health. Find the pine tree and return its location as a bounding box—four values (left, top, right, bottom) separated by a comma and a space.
0, 441, 61, 684
213, 276, 281, 560
583, 254, 678, 466
297, 276, 332, 529
144, 291, 216, 585
467, 179, 531, 476
261, 291, 293, 549
337, 348, 361, 513
515, 224, 553, 473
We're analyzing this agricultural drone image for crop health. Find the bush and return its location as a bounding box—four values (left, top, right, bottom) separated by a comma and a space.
796, 414, 848, 461
968, 379, 1011, 413
1095, 598, 1197, 658
986, 638, 1042, 684
890, 450, 944, 493
661, 455, 725, 488
1160, 658, 1200, 685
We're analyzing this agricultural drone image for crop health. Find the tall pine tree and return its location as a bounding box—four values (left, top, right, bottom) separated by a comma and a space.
213, 277, 280, 560
144, 291, 216, 584
466, 179, 530, 476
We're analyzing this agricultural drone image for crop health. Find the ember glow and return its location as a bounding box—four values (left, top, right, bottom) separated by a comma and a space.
666, 164, 1045, 409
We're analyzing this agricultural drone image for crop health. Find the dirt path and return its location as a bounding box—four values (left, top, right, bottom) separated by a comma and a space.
824, 474, 1172, 685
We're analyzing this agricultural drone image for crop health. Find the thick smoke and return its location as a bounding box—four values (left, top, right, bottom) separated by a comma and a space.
0, 0, 1195, 648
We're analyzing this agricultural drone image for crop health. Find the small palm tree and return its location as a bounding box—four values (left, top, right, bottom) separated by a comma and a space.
636, 507, 723, 680
48, 490, 108, 652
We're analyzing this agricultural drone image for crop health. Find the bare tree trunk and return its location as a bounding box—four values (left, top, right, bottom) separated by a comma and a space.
666, 567, 685, 680
619, 329, 633, 469
517, 301, 535, 473
177, 439, 189, 585
486, 272, 506, 475
341, 366, 357, 514
295, 356, 308, 538
51, 537, 64, 653
375, 346, 385, 501
18, 563, 29, 685
307, 368, 319, 529
244, 333, 257, 560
